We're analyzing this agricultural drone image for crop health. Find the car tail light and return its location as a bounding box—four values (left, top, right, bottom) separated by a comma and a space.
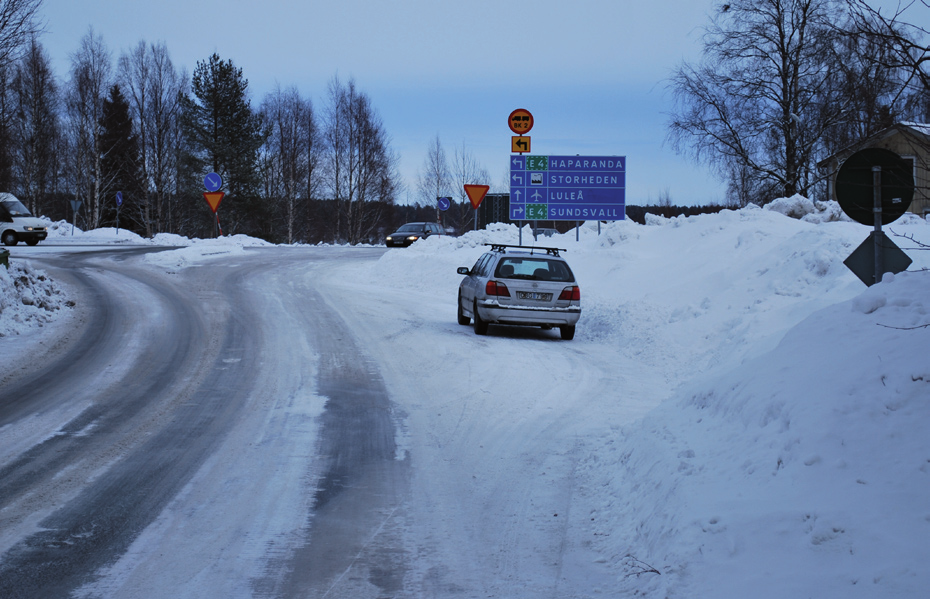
559, 286, 580, 301
486, 280, 511, 297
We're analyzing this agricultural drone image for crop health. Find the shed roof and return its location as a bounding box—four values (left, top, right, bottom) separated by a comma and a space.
817, 122, 930, 169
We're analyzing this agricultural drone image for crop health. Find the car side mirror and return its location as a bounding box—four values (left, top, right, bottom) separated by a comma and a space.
457, 267, 470, 275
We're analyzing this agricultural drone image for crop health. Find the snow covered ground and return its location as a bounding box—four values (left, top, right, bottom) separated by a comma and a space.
2, 200, 928, 597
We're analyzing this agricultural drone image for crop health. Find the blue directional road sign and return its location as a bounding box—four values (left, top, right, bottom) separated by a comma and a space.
437, 196, 451, 211
204, 172, 223, 192
510, 154, 625, 221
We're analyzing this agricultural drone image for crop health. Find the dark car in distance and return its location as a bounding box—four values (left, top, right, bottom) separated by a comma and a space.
385, 222, 443, 247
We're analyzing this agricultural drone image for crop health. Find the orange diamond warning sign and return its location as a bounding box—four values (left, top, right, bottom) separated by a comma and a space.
464, 184, 490, 209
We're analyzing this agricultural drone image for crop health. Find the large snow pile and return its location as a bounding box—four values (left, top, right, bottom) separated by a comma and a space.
0, 260, 70, 337
583, 270, 930, 598
764, 194, 855, 223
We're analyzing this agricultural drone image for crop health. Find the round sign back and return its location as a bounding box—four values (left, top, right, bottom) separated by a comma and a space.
835, 148, 914, 226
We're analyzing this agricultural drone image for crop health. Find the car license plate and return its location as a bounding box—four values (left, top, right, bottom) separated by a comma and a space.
517, 291, 552, 301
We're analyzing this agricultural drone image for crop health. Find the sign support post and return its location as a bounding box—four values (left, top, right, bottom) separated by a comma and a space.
872, 166, 883, 284
464, 184, 490, 231
70, 198, 82, 236
116, 191, 123, 235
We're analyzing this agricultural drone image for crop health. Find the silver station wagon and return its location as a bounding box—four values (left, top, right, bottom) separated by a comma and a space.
456, 244, 582, 340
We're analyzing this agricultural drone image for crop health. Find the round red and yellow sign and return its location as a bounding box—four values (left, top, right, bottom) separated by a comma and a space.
508, 109, 534, 134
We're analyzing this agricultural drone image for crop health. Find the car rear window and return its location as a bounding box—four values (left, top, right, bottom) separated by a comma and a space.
495, 257, 573, 282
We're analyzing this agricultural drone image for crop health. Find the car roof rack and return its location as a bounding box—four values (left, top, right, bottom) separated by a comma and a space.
485, 243, 566, 257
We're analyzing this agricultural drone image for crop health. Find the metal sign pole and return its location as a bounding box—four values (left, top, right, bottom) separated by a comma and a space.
872, 166, 883, 284
836, 148, 913, 286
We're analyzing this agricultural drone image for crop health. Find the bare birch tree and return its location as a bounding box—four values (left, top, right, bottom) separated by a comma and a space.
0, 0, 43, 191
845, 0, 930, 119
668, 0, 848, 206
416, 134, 450, 221
450, 141, 489, 233
0, 0, 43, 69
261, 85, 317, 243
322, 77, 397, 244
119, 40, 184, 236
65, 28, 110, 228
11, 36, 57, 215
0, 64, 13, 189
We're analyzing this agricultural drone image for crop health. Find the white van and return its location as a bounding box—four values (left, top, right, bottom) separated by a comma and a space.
0, 192, 48, 246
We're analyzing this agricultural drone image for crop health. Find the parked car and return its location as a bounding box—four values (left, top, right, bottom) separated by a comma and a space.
385, 222, 443, 247
0, 193, 47, 246
456, 243, 581, 340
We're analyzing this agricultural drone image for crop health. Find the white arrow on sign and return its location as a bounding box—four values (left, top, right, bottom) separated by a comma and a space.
512, 173, 523, 184
513, 205, 525, 215
512, 190, 522, 201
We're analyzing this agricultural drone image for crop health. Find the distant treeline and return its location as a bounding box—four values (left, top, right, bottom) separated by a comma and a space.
44, 193, 732, 243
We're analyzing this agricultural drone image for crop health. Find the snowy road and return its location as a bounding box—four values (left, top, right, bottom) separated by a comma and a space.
0, 246, 408, 598
0, 245, 649, 598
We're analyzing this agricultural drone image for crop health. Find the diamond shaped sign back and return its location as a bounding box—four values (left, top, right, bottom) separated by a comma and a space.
843, 231, 912, 286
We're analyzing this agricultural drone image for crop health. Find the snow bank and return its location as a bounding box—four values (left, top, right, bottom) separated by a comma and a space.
45, 220, 149, 243
142, 234, 273, 269
764, 196, 854, 224
0, 261, 70, 337
582, 270, 930, 598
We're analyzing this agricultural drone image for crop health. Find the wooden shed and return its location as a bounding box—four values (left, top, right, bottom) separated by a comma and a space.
818, 122, 930, 217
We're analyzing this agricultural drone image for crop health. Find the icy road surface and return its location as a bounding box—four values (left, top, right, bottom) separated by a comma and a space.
0, 245, 649, 598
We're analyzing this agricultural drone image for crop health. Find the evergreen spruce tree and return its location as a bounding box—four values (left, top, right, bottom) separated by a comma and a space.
182, 53, 265, 236
99, 84, 143, 233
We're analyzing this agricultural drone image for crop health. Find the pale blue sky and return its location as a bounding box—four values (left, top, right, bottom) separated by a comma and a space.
39, 0, 727, 205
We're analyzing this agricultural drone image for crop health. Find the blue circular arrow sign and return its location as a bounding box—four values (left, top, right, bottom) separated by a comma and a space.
438, 196, 451, 211
204, 172, 223, 192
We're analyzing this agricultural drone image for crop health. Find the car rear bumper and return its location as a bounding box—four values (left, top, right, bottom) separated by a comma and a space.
477, 300, 581, 326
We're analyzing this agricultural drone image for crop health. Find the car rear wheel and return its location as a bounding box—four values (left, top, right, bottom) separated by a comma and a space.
559, 325, 575, 340
457, 292, 470, 325
2, 231, 17, 246
473, 301, 488, 335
